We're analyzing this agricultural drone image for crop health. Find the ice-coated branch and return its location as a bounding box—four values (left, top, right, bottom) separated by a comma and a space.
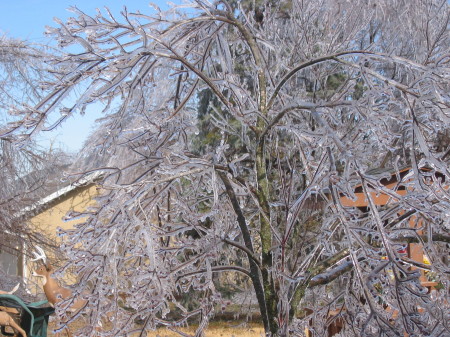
218, 171, 270, 332
3, 0, 450, 336
222, 237, 261, 267
176, 265, 252, 281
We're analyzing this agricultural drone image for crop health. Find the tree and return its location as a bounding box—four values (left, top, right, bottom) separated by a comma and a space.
0, 36, 70, 273
2, 1, 449, 336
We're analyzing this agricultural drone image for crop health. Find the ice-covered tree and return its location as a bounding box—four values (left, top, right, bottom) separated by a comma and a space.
2, 1, 449, 336
0, 36, 69, 265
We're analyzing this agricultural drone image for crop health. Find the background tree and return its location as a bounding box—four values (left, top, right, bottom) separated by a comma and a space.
0, 36, 71, 289
1, 1, 449, 336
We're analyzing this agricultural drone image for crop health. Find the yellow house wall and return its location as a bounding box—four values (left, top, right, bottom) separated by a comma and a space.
29, 184, 99, 238
26, 184, 99, 293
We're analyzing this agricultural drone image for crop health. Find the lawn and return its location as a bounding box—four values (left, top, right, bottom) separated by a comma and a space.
47, 321, 265, 337
144, 322, 264, 337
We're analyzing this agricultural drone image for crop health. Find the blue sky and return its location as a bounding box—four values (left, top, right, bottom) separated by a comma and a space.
0, 0, 177, 153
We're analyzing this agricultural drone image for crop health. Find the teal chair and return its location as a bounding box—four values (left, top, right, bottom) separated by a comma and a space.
0, 294, 54, 337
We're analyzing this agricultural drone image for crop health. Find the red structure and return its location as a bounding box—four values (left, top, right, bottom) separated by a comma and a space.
306, 167, 443, 336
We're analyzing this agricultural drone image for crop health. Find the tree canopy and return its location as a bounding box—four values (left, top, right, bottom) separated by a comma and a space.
1, 1, 450, 336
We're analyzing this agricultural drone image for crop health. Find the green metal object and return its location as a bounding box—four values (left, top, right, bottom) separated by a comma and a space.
0, 294, 54, 337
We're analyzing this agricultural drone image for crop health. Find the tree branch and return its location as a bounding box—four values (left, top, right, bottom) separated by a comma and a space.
267, 51, 373, 111
384, 209, 417, 229
267, 50, 427, 112
392, 233, 450, 244
260, 100, 352, 139
334, 58, 420, 98
308, 248, 350, 277
176, 265, 251, 281
309, 259, 356, 287
223, 238, 262, 268
218, 171, 270, 332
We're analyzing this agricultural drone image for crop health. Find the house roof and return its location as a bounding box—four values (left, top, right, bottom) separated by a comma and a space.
17, 170, 104, 219
340, 165, 446, 207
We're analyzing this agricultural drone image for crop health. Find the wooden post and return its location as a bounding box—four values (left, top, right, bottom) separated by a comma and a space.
408, 216, 427, 283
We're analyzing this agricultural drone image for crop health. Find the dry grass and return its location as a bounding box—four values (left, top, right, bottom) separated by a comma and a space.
47, 320, 264, 337
144, 322, 264, 337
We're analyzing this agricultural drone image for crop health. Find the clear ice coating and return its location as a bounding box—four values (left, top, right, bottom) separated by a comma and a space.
1, 0, 449, 336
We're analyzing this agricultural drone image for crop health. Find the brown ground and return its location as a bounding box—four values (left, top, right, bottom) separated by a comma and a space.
144, 322, 264, 337
46, 321, 265, 337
